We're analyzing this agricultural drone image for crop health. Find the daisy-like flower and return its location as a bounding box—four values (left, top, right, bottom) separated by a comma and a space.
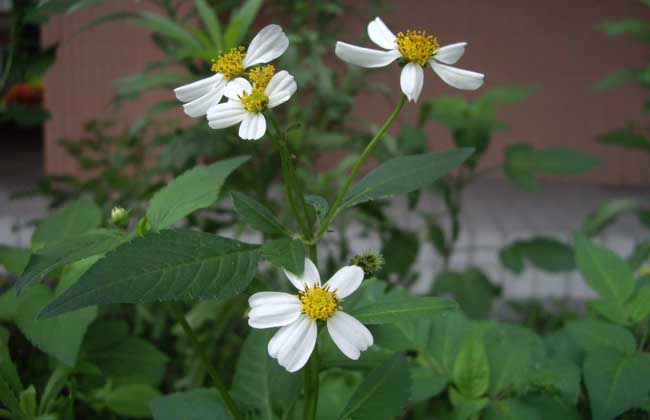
174, 24, 289, 118
335, 17, 484, 102
248, 258, 373, 372
206, 69, 297, 140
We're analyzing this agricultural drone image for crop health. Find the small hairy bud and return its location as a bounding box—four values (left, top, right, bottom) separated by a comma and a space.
350, 250, 385, 277
110, 206, 130, 228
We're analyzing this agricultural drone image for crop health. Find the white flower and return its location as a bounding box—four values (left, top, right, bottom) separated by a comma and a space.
174, 24, 289, 118
335, 17, 484, 102
248, 258, 373, 372
206, 70, 297, 140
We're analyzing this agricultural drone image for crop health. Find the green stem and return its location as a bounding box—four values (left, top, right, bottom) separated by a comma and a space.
315, 94, 407, 241
0, 11, 19, 93
303, 349, 320, 420
169, 304, 244, 420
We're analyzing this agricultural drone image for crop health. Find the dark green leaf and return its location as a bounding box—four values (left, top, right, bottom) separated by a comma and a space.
533, 147, 601, 175
194, 0, 222, 50
349, 296, 456, 325
150, 389, 229, 420
305, 195, 329, 220
410, 367, 446, 401
133, 11, 202, 50
31, 198, 102, 249
40, 229, 260, 318
148, 156, 249, 230
501, 237, 574, 273
0, 247, 30, 276
433, 269, 500, 319
597, 129, 650, 151
583, 198, 640, 236
342, 149, 474, 208
222, 0, 264, 49
103, 384, 160, 418
232, 192, 288, 235
484, 399, 542, 420
626, 284, 650, 322
566, 319, 636, 355
261, 238, 305, 275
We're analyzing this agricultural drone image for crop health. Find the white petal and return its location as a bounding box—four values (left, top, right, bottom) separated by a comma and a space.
267, 90, 292, 108
243, 24, 290, 68
249, 291, 300, 308
335, 42, 400, 68
431, 62, 484, 90
283, 258, 320, 291
400, 62, 424, 102
268, 317, 303, 358
182, 84, 225, 118
323, 265, 364, 299
367, 17, 396, 50
174, 73, 224, 102
265, 70, 297, 98
276, 316, 317, 372
248, 302, 302, 329
327, 311, 373, 360
434, 42, 467, 65
238, 113, 267, 140
224, 78, 252, 100
206, 101, 246, 129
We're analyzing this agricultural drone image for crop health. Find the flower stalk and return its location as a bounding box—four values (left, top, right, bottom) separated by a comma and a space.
303, 350, 320, 420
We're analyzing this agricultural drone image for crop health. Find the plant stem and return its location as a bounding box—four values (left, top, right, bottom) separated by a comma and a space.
315, 94, 407, 241
169, 304, 244, 420
0, 10, 19, 93
303, 349, 320, 420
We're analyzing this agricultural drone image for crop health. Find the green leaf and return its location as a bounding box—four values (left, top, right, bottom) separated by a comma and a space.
150, 389, 229, 420
0, 376, 27, 420
582, 198, 641, 236
410, 367, 446, 402
133, 11, 202, 50
194, 0, 222, 50
16, 284, 97, 366
232, 192, 288, 235
433, 269, 500, 319
533, 147, 601, 175
627, 239, 650, 269
39, 229, 260, 318
597, 129, 650, 151
341, 149, 474, 208
583, 350, 650, 420
574, 234, 635, 303
0, 288, 18, 322
590, 298, 629, 325
626, 284, 650, 322
528, 359, 581, 404
17, 229, 125, 294
485, 325, 544, 396
566, 319, 636, 355
0, 247, 30, 276
0, 342, 22, 396
231, 331, 300, 419
261, 238, 305, 275
147, 156, 249, 230
103, 384, 160, 418
477, 85, 538, 105
31, 198, 102, 249
452, 326, 490, 399
594, 68, 644, 90
484, 399, 542, 420
86, 337, 168, 386
339, 354, 410, 420
449, 388, 489, 420
305, 195, 329, 220
349, 296, 457, 325
222, 0, 263, 49
500, 237, 575, 273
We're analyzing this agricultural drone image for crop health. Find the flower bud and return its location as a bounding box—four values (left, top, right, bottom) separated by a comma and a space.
110, 206, 130, 228
350, 250, 385, 277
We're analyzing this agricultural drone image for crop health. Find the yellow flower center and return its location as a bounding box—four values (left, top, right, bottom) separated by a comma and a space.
211, 46, 246, 80
240, 87, 269, 113
299, 285, 340, 321
396, 30, 440, 66
248, 64, 276, 89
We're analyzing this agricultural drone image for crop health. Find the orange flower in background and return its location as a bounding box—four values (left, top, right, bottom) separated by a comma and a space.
3, 82, 43, 106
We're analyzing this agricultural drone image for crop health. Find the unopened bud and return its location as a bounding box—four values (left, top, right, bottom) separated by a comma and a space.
350, 250, 385, 277
110, 206, 130, 228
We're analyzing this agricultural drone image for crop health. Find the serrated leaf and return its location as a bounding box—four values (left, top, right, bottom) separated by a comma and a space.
231, 331, 300, 419
147, 156, 249, 230
349, 296, 456, 325
339, 353, 410, 420
39, 229, 260, 318
261, 238, 305, 275
150, 389, 229, 420
31, 198, 102, 249
17, 229, 125, 294
575, 234, 635, 303
232, 192, 288, 235
584, 350, 650, 420
452, 325, 490, 399
341, 149, 473, 208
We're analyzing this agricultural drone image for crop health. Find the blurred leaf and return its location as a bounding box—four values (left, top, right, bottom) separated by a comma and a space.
500, 237, 575, 273
596, 129, 650, 151
379, 229, 418, 278
339, 354, 410, 420
31, 198, 102, 249
305, 195, 329, 220
350, 296, 456, 325
231, 330, 300, 419
594, 68, 644, 90
410, 367, 446, 401
533, 147, 601, 175
626, 284, 650, 323
627, 240, 650, 269
40, 230, 260, 318
0, 247, 31, 276
232, 192, 288, 235
342, 149, 473, 208
584, 350, 650, 420
575, 234, 635, 303
528, 359, 581, 405
484, 399, 542, 420
434, 269, 500, 319
566, 319, 636, 355
150, 389, 228, 420
599, 19, 650, 41
261, 238, 305, 275
132, 11, 202, 50
0, 342, 22, 396
195, 0, 223, 51
223, 0, 264, 49
449, 388, 489, 420
452, 326, 490, 399
148, 156, 249, 230
477, 85, 538, 105
582, 197, 640, 236
103, 384, 160, 418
